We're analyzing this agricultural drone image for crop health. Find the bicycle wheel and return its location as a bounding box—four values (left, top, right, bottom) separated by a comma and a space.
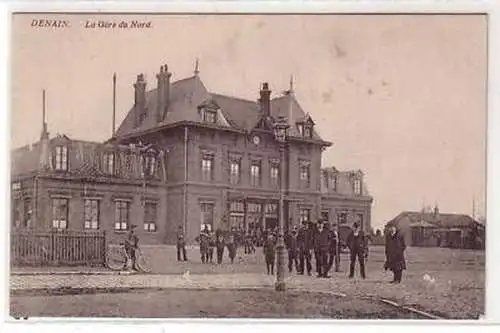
106, 247, 126, 271
136, 249, 152, 273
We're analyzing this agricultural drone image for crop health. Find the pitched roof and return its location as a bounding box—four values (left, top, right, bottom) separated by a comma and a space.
386, 211, 483, 230
113, 75, 329, 144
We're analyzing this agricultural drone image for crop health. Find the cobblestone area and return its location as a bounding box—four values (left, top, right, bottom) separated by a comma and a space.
9, 246, 485, 319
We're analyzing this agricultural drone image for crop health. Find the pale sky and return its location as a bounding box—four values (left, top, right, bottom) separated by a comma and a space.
10, 14, 487, 229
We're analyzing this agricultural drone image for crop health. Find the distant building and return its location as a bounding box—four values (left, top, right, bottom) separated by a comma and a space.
385, 206, 485, 249
11, 62, 373, 244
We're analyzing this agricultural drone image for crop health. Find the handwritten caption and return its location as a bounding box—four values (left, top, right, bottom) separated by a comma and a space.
84, 20, 152, 29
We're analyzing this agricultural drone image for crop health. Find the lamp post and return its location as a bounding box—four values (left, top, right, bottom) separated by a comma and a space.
273, 115, 289, 292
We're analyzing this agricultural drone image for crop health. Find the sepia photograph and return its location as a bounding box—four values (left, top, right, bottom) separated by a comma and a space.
7, 11, 487, 320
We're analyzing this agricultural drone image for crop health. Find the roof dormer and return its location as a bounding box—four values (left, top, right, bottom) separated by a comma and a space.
296, 113, 315, 139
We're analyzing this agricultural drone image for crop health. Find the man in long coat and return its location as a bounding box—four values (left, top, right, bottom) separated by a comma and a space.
297, 221, 313, 275
384, 225, 407, 283
346, 222, 367, 279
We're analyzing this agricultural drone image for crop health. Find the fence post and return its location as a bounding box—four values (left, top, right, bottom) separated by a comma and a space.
102, 230, 107, 267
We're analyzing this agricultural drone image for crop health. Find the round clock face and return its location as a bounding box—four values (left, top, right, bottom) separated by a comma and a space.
252, 136, 260, 145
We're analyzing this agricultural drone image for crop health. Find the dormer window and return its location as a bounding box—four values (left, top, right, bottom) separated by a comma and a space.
297, 122, 313, 138
103, 152, 115, 175
202, 108, 217, 123
329, 174, 337, 191
54, 145, 69, 171
354, 178, 362, 195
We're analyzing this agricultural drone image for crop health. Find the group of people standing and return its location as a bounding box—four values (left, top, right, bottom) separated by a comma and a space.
263, 220, 408, 284
176, 225, 239, 264
263, 220, 356, 278
175, 220, 408, 284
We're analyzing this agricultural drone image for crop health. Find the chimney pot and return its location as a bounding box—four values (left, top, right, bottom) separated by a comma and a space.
259, 82, 271, 117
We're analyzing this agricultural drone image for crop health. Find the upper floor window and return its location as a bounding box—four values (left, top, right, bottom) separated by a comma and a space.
354, 179, 362, 195
144, 202, 157, 232
202, 108, 217, 124
55, 145, 69, 171
230, 160, 241, 185
144, 154, 156, 176
250, 161, 261, 187
84, 199, 100, 229
270, 162, 280, 187
103, 152, 115, 175
299, 162, 310, 188
52, 198, 68, 229
201, 153, 214, 182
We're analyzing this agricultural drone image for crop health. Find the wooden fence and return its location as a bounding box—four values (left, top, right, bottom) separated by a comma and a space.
10, 229, 107, 267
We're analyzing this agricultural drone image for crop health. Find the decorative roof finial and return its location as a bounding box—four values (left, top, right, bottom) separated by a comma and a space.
289, 75, 294, 94
194, 58, 200, 76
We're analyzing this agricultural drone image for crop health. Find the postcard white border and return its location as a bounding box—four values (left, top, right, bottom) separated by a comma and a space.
1, 0, 499, 332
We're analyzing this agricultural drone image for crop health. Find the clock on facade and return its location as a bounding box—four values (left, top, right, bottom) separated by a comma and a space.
252, 135, 260, 145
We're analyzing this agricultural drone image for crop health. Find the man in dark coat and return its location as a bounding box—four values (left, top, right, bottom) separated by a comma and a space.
215, 229, 225, 264
285, 226, 299, 273
176, 225, 187, 262
263, 233, 276, 275
297, 221, 313, 275
196, 226, 210, 264
328, 223, 339, 273
314, 221, 331, 278
384, 225, 407, 283
226, 227, 237, 264
346, 222, 367, 279
124, 224, 139, 271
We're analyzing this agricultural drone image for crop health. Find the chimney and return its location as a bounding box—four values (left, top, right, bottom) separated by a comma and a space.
133, 73, 147, 128
156, 66, 165, 123
259, 82, 271, 117
434, 204, 440, 217
163, 64, 172, 118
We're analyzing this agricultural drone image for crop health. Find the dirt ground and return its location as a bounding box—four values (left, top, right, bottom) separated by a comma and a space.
10, 289, 427, 319
11, 245, 485, 319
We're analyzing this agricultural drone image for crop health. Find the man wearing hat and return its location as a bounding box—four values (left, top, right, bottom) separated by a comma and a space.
177, 225, 188, 262
297, 220, 313, 275
285, 225, 299, 273
314, 220, 331, 278
346, 222, 367, 279
124, 224, 139, 271
328, 223, 340, 273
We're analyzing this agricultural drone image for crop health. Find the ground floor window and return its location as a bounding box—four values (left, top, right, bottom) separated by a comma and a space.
52, 198, 68, 229
337, 212, 347, 225
321, 211, 329, 223
200, 202, 214, 231
84, 199, 100, 229
356, 213, 364, 229
229, 201, 244, 230
24, 199, 32, 228
144, 202, 157, 232
299, 208, 310, 223
114, 201, 130, 231
247, 202, 262, 231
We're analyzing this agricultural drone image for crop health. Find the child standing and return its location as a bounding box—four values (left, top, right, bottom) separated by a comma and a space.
263, 233, 276, 275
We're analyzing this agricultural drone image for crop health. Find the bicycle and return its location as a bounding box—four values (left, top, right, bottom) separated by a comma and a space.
106, 242, 152, 273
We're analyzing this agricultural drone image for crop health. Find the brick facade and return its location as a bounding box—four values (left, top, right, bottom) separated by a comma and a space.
11, 63, 373, 244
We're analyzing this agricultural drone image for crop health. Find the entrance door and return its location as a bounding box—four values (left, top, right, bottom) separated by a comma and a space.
265, 218, 278, 230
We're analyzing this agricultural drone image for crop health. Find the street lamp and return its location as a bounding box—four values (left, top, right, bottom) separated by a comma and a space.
273, 115, 289, 292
